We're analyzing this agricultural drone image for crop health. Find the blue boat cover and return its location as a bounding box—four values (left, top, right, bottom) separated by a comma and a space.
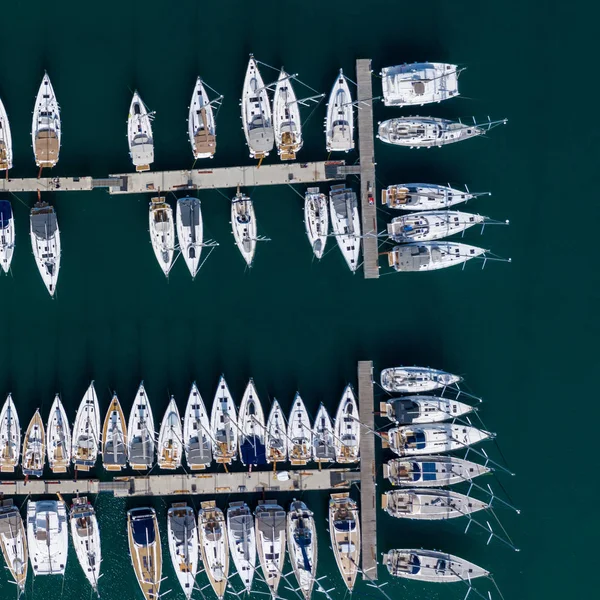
131, 512, 156, 545
422, 462, 436, 481
415, 431, 426, 449
0, 201, 12, 228
240, 436, 267, 465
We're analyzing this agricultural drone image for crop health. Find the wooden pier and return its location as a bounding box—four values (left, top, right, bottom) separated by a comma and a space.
358, 360, 378, 580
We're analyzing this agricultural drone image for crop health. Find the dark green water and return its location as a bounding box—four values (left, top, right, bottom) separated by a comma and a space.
0, 0, 595, 599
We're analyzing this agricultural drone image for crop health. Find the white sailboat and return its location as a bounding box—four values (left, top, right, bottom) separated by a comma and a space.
312, 403, 335, 464
27, 499, 68, 575
210, 376, 237, 464
70, 496, 101, 593
167, 503, 198, 599
380, 366, 462, 393
102, 394, 128, 471
238, 379, 266, 466
157, 396, 183, 470
273, 70, 302, 160
183, 382, 212, 470
0, 200, 15, 273
0, 96, 12, 171
388, 242, 487, 272
265, 399, 287, 464
31, 72, 61, 168
231, 189, 257, 267
0, 394, 20, 472
72, 382, 101, 471
176, 197, 203, 278
128, 382, 156, 470
287, 500, 317, 600
0, 500, 28, 593
287, 393, 311, 465
334, 385, 360, 464
329, 184, 361, 272
127, 507, 162, 600
381, 183, 483, 211
387, 211, 487, 243
149, 196, 175, 277
22, 410, 45, 477
241, 56, 274, 159
254, 500, 286, 596
198, 501, 229, 600
128, 91, 154, 171
227, 501, 256, 593
329, 493, 360, 591
380, 396, 474, 424
188, 77, 217, 159
325, 70, 354, 152
30, 202, 60, 296
46, 394, 71, 473
304, 188, 328, 259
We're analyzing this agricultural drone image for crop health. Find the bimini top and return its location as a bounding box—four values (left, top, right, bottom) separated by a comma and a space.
130, 508, 156, 545
30, 208, 57, 238
0, 200, 12, 227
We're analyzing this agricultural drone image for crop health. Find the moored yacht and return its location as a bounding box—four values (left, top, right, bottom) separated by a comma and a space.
273, 70, 302, 160
30, 202, 60, 296
226, 501, 256, 593
287, 500, 317, 600
329, 184, 361, 272
265, 399, 287, 464
149, 197, 175, 277
27, 499, 68, 575
128, 382, 156, 470
102, 394, 128, 471
304, 188, 328, 259
157, 396, 183, 470
198, 501, 229, 600
334, 385, 360, 464
312, 403, 335, 464
325, 70, 354, 152
167, 503, 198, 599
127, 507, 162, 600
210, 376, 237, 464
382, 183, 484, 211
70, 497, 101, 593
238, 379, 266, 466
188, 77, 218, 159
176, 197, 203, 278
231, 189, 257, 267
0, 394, 20, 472
287, 393, 311, 465
254, 500, 286, 596
0, 500, 27, 593
0, 96, 12, 171
22, 409, 45, 477
381, 366, 462, 393
0, 200, 15, 273
46, 394, 71, 473
329, 493, 360, 591
72, 382, 101, 471
128, 91, 154, 171
388, 242, 487, 272
183, 382, 212, 470
31, 72, 61, 168
380, 396, 474, 424
384, 456, 491, 487
387, 211, 486, 243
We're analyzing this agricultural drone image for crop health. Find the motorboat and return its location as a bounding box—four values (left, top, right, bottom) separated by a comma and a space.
128, 91, 154, 171
102, 394, 128, 471
380, 396, 474, 424
387, 211, 486, 243
334, 385, 360, 464
128, 382, 156, 470
380, 63, 459, 107
382, 489, 488, 520
226, 501, 256, 593
381, 366, 462, 393
0, 96, 12, 171
312, 403, 335, 464
238, 379, 266, 466
176, 197, 203, 278
127, 507, 162, 600
46, 394, 71, 473
0, 200, 15, 273
27, 499, 68, 575
157, 396, 183, 470
329, 184, 360, 272
241, 56, 274, 159
329, 493, 360, 591
0, 394, 20, 472
384, 456, 491, 487
167, 503, 198, 599
254, 500, 286, 596
265, 399, 287, 464
287, 500, 317, 600
210, 376, 237, 464
31, 72, 61, 168
273, 70, 302, 160
325, 69, 354, 152
287, 393, 311, 465
72, 382, 101, 471
22, 409, 45, 477
381, 183, 484, 211
149, 196, 175, 276
0, 500, 27, 593
198, 501, 229, 600
304, 188, 328, 259
388, 242, 487, 272
30, 202, 60, 296
70, 496, 101, 592
188, 77, 217, 159
231, 189, 257, 267
183, 382, 212, 470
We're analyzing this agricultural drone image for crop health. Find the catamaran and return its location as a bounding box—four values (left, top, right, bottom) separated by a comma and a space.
128, 91, 154, 171
127, 507, 162, 600
227, 501, 256, 593
381, 366, 462, 393
388, 242, 487, 272
287, 500, 318, 600
183, 382, 212, 470
176, 197, 203, 278
188, 77, 218, 159
72, 382, 101, 471
198, 501, 229, 600
157, 396, 183, 470
384, 456, 491, 487
325, 70, 354, 152
0, 394, 20, 472
0, 96, 12, 171
241, 56, 274, 159
287, 393, 311, 465
273, 70, 302, 160
149, 196, 175, 277
0, 499, 27, 593
22, 409, 45, 477
312, 403, 335, 464
386, 424, 493, 456
210, 376, 237, 464
334, 385, 360, 464
0, 200, 15, 273
32, 72, 61, 168
128, 382, 156, 470
380, 63, 460, 107
167, 503, 198, 599
30, 202, 60, 296
102, 394, 128, 471
231, 189, 257, 267
387, 211, 486, 243
380, 396, 474, 424
238, 379, 266, 466
27, 499, 68, 575
254, 500, 286, 596
329, 493, 360, 591
304, 188, 328, 259
329, 184, 361, 272
265, 399, 287, 464
46, 394, 71, 473
382, 489, 488, 520
384, 548, 489, 582
382, 183, 484, 211
70, 496, 101, 593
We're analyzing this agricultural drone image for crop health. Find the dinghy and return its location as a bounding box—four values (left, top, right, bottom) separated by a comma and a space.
210, 376, 237, 464
380, 396, 474, 424
238, 379, 266, 466
265, 399, 287, 464
198, 501, 229, 600
287, 393, 311, 465
149, 196, 175, 276
183, 382, 212, 470
334, 385, 360, 464
167, 503, 198, 599
0, 500, 27, 593
329, 184, 361, 272
325, 69, 354, 152
273, 70, 302, 160
388, 242, 487, 272
70, 496, 101, 593
72, 382, 101, 471
312, 403, 335, 463
329, 493, 360, 591
188, 77, 217, 159
31, 72, 61, 168
27, 499, 68, 575
0, 200, 15, 273
231, 189, 257, 267
22, 409, 45, 477
226, 501, 256, 593
254, 500, 286, 596
381, 366, 462, 393
0, 394, 20, 472
102, 394, 128, 471
387, 211, 486, 243
157, 396, 183, 470
128, 91, 154, 171
127, 507, 162, 600
46, 394, 71, 473
176, 197, 203, 278
304, 188, 328, 259
0, 96, 12, 171
384, 456, 491, 487
128, 382, 156, 470
30, 202, 60, 296
382, 183, 484, 211
287, 500, 318, 600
